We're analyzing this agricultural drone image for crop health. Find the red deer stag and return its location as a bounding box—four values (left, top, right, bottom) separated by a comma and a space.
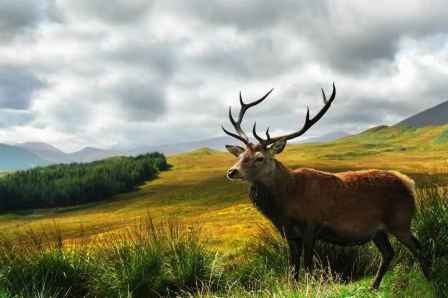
222, 83, 431, 289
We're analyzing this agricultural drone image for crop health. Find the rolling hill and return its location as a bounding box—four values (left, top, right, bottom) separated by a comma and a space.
17, 142, 73, 163
0, 143, 49, 171
397, 99, 448, 127
1, 142, 124, 170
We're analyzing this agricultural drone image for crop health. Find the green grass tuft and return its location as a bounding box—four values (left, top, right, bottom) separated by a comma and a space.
433, 129, 448, 144
412, 185, 448, 297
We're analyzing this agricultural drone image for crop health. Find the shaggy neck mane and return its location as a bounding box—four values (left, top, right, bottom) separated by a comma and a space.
249, 160, 292, 229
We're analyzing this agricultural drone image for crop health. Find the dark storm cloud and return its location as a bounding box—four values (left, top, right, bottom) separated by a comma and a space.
290, 1, 448, 74
46, 0, 65, 23
174, 0, 448, 74
325, 97, 417, 127
0, 0, 43, 40
0, 65, 45, 110
104, 38, 178, 78
173, 0, 290, 31
0, 0, 63, 41
193, 33, 303, 79
112, 79, 167, 121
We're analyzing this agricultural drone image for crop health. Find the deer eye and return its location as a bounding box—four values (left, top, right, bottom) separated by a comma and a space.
255, 156, 264, 162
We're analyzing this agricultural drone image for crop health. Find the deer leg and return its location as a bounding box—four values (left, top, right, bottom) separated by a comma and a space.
372, 231, 394, 289
303, 233, 315, 274
287, 238, 302, 280
393, 231, 432, 280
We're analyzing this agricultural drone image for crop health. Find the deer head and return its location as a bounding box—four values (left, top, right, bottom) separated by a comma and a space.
222, 83, 336, 182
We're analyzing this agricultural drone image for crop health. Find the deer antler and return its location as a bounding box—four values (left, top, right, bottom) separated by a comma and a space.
253, 83, 336, 147
222, 88, 274, 145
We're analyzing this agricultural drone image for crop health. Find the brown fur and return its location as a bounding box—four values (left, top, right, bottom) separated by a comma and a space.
265, 165, 416, 242
226, 146, 431, 288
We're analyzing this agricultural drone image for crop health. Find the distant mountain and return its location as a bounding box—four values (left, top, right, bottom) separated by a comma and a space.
130, 137, 232, 156
0, 130, 349, 171
1, 142, 124, 171
130, 131, 350, 156
17, 142, 73, 163
0, 143, 49, 171
69, 147, 123, 163
397, 100, 448, 128
16, 142, 123, 164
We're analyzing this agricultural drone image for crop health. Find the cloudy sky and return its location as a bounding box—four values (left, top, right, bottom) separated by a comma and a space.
0, 0, 448, 152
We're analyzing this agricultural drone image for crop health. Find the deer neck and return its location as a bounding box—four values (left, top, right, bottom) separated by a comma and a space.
249, 160, 292, 230
252, 159, 291, 192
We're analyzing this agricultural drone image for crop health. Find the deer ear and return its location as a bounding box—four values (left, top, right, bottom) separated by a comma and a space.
225, 145, 245, 157
269, 139, 287, 155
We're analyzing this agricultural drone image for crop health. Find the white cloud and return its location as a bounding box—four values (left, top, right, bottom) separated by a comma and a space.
0, 0, 448, 151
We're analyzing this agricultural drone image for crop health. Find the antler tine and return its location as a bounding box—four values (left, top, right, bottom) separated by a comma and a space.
252, 122, 273, 147
222, 125, 248, 145
265, 127, 270, 140
253, 83, 336, 147
321, 88, 327, 104
252, 122, 264, 144
222, 88, 274, 145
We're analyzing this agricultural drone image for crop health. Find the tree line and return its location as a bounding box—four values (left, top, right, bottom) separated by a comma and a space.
0, 152, 169, 212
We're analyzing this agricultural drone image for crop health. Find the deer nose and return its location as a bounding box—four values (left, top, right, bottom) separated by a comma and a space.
227, 168, 239, 179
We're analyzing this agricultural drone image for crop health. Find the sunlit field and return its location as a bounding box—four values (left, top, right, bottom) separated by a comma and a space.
1, 124, 448, 297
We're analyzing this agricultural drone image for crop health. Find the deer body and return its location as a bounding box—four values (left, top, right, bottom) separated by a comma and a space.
250, 164, 416, 246
222, 83, 431, 289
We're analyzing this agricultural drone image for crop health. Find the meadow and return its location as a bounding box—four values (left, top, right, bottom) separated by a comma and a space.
0, 124, 448, 297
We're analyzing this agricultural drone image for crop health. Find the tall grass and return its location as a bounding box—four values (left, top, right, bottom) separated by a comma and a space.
412, 185, 448, 297
228, 225, 379, 291
0, 218, 220, 297
0, 223, 93, 297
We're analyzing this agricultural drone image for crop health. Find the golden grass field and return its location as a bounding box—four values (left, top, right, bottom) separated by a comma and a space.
1, 124, 448, 253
